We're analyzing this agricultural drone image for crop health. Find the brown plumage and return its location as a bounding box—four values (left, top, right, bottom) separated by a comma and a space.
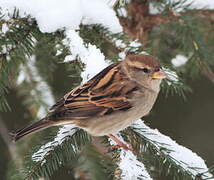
11, 54, 167, 147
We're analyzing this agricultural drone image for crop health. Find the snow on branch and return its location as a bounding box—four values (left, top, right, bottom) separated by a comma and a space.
132, 120, 214, 179
119, 150, 153, 180
109, 135, 153, 180
0, 0, 122, 33
32, 125, 78, 162
63, 29, 109, 82
171, 54, 189, 67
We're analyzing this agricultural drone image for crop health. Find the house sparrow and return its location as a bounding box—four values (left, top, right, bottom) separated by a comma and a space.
12, 54, 166, 150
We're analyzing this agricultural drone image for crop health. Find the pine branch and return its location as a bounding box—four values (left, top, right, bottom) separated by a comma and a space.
0, 10, 38, 112
28, 127, 114, 180
79, 24, 146, 61
109, 135, 153, 180
123, 120, 214, 180
26, 126, 91, 179
161, 68, 191, 99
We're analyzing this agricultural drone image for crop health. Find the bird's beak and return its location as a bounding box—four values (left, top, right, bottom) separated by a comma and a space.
152, 69, 167, 79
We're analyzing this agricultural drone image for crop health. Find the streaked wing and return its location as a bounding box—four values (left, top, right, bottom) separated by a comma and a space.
49, 63, 120, 111
48, 62, 139, 120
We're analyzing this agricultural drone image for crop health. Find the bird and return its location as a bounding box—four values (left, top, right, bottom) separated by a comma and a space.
11, 53, 167, 150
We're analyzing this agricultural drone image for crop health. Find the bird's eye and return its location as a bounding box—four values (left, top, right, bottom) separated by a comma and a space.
142, 68, 150, 73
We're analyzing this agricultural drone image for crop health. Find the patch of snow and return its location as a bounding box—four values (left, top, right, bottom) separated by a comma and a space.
120, 150, 152, 180
109, 135, 152, 180
1, 23, 9, 34
149, 3, 162, 15
102, 0, 117, 7
64, 55, 76, 62
115, 39, 126, 49
118, 51, 126, 59
171, 54, 188, 67
129, 40, 141, 48
64, 30, 108, 82
118, 7, 128, 17
140, 51, 149, 55
0, 0, 122, 33
190, 0, 214, 9
163, 67, 179, 82
81, 0, 122, 33
82, 44, 108, 81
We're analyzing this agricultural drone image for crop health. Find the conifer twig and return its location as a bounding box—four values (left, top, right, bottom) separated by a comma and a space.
129, 120, 214, 180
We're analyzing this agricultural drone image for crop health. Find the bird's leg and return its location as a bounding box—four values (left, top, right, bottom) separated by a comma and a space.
108, 134, 132, 151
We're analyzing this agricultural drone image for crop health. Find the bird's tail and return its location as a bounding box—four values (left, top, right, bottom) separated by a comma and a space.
10, 118, 54, 142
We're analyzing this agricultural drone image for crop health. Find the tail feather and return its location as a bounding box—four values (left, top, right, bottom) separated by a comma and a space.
10, 118, 53, 142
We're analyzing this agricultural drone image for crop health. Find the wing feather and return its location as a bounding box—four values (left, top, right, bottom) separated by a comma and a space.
48, 62, 139, 121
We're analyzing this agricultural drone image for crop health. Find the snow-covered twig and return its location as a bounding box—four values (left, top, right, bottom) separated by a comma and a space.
132, 120, 214, 179
32, 125, 78, 162
119, 150, 152, 180
109, 135, 153, 180
63, 30, 109, 82
0, 0, 122, 33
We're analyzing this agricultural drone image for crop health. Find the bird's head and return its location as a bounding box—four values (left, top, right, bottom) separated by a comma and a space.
123, 54, 167, 91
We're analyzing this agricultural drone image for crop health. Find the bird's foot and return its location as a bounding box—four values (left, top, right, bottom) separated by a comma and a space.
108, 134, 132, 151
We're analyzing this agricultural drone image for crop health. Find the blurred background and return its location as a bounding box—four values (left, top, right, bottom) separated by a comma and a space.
1, 0, 214, 179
